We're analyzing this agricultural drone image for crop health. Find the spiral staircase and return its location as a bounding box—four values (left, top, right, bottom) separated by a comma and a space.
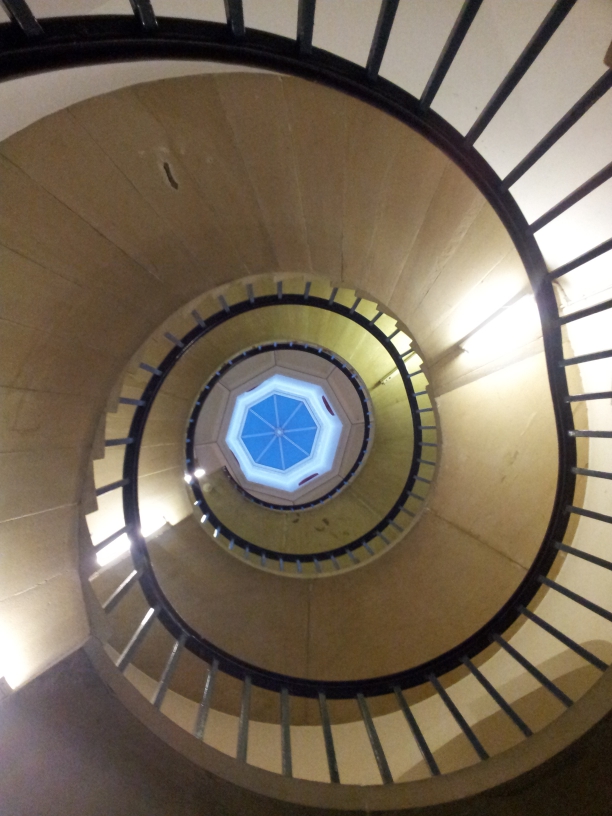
1, 2, 612, 814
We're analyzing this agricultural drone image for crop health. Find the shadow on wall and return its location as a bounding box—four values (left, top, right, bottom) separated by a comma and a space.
398, 651, 612, 782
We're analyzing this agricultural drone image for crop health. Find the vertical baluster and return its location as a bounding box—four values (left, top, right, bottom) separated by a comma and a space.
366, 0, 400, 79
94, 527, 127, 551
503, 71, 612, 188
428, 674, 488, 760
531, 162, 612, 233
356, 693, 393, 784
551, 237, 612, 280
129, 0, 157, 30
465, 0, 580, 146
297, 0, 316, 55
280, 687, 293, 778
0, 0, 43, 36
192, 309, 206, 328
152, 634, 186, 709
119, 396, 145, 406
460, 657, 532, 737
236, 675, 252, 763
393, 687, 440, 776
420, 0, 485, 110
194, 658, 218, 740
116, 606, 159, 672
492, 635, 573, 707
318, 692, 340, 783
518, 607, 608, 671
102, 568, 141, 613
224, 0, 245, 37
539, 576, 612, 623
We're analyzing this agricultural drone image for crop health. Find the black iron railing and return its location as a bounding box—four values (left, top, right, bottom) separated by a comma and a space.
5, 0, 612, 785
180, 299, 426, 569
188, 340, 373, 515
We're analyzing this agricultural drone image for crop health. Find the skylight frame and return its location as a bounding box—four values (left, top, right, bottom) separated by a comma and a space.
225, 374, 343, 492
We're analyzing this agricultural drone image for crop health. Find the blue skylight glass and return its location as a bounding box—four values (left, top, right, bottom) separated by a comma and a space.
225, 373, 343, 493
241, 395, 318, 471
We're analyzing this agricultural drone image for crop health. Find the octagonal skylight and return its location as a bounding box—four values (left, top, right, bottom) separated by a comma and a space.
241, 394, 318, 470
226, 374, 343, 493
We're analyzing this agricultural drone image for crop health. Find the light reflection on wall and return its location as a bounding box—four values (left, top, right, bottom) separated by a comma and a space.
0, 625, 30, 689
461, 294, 540, 358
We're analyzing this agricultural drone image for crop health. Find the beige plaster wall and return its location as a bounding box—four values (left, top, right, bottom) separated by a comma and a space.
5, 646, 612, 816
0, 72, 548, 696
94, 508, 523, 720
3, 1, 609, 808
100, 632, 608, 785
130, 300, 415, 555
88, 323, 557, 728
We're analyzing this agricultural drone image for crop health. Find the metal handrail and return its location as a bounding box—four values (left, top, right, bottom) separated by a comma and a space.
181, 305, 429, 568
7, 0, 611, 782
187, 339, 374, 514
55, 11, 574, 697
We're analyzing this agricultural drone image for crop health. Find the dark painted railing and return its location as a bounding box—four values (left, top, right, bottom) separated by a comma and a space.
181, 301, 428, 571
187, 340, 373, 515
4, 0, 612, 784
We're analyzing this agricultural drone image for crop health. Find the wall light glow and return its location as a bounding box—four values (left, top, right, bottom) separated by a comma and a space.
194, 467, 206, 478
461, 295, 540, 357
0, 626, 29, 689
96, 532, 130, 566
451, 280, 522, 342
140, 516, 166, 538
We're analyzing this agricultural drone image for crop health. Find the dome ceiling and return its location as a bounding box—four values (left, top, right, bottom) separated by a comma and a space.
194, 348, 367, 505
235, 385, 322, 475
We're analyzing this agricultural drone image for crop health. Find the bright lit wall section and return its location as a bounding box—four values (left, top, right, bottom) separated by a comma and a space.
225, 374, 343, 493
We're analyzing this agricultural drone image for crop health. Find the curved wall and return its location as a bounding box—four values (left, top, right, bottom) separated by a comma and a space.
1, 3, 611, 811
0, 70, 555, 694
